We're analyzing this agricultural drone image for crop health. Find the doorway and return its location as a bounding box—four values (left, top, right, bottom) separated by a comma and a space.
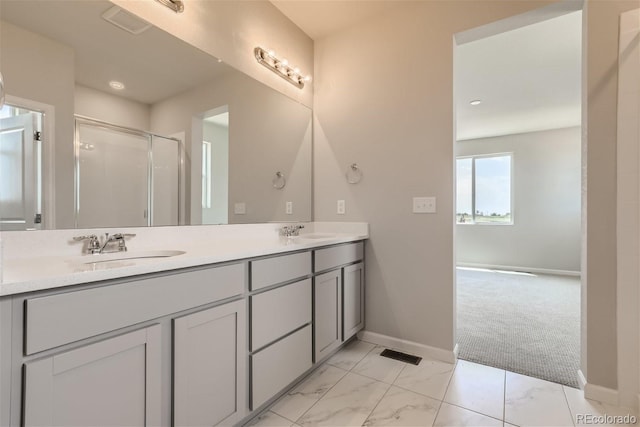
0, 103, 43, 230
453, 6, 583, 387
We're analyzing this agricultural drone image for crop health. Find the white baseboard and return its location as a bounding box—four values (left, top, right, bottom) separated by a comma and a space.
457, 262, 581, 277
357, 330, 457, 364
584, 382, 619, 406
577, 369, 587, 390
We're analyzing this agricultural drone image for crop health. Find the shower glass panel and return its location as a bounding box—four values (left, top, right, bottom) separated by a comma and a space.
75, 118, 180, 228
151, 135, 180, 226
76, 122, 149, 228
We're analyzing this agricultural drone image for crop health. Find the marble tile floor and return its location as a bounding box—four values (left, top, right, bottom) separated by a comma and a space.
246, 339, 638, 427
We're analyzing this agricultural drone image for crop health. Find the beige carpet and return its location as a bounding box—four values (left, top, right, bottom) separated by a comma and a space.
456, 267, 580, 388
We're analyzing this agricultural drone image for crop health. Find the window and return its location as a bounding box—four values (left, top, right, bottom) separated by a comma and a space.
202, 141, 212, 209
456, 154, 512, 224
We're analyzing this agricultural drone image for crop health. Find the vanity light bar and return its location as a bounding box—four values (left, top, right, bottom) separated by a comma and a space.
254, 47, 308, 89
155, 0, 184, 13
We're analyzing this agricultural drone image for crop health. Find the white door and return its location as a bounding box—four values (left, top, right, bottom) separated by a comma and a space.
0, 113, 37, 230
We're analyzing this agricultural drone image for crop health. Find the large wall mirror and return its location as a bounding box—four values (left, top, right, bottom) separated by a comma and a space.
0, 0, 312, 231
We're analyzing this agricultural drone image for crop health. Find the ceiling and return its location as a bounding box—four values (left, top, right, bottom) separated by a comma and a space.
269, 1, 582, 141
455, 10, 582, 140
1, 0, 229, 105
270, 0, 405, 40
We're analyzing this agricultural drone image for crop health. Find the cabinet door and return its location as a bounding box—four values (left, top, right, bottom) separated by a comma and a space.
343, 262, 365, 341
23, 325, 161, 427
173, 300, 246, 427
314, 270, 342, 362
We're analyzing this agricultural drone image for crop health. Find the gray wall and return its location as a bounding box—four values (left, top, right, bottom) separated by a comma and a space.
313, 0, 561, 353
314, 0, 638, 393
149, 71, 312, 225
74, 85, 150, 131
456, 127, 581, 273
0, 21, 75, 228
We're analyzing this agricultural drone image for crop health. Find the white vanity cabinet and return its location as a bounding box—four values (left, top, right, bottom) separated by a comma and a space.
23, 325, 162, 427
173, 300, 246, 427
313, 242, 365, 362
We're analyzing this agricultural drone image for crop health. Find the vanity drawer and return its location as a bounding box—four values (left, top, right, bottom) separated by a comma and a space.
251, 325, 312, 409
314, 242, 364, 273
25, 263, 245, 355
251, 279, 311, 351
250, 251, 311, 291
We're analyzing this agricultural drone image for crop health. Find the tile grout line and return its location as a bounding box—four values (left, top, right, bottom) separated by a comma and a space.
445, 401, 505, 424
359, 379, 394, 426
430, 357, 460, 426
561, 384, 577, 427
503, 370, 507, 424
289, 343, 376, 425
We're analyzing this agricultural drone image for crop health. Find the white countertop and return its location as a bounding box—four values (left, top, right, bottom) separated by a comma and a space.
0, 222, 368, 297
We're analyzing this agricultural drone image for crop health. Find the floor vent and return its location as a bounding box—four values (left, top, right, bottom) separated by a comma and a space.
380, 349, 422, 365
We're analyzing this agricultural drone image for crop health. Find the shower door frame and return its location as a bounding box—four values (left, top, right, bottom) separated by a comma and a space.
73, 115, 182, 228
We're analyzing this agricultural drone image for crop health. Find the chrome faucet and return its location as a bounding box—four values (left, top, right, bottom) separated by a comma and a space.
99, 233, 136, 254
73, 232, 136, 255
280, 224, 305, 237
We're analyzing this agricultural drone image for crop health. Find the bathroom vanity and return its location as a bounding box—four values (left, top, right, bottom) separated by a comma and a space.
0, 223, 367, 426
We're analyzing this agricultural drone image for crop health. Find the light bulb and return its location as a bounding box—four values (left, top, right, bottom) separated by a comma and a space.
109, 80, 125, 90
281, 59, 289, 67
304, 75, 313, 83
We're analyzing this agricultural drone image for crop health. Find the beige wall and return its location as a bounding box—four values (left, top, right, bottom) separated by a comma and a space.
456, 127, 581, 274
314, 0, 639, 393
111, 0, 314, 108
313, 0, 560, 352
0, 21, 75, 228
74, 85, 150, 131
584, 0, 640, 391
149, 70, 312, 225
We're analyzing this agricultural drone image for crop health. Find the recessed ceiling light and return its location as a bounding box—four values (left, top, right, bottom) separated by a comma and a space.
469, 99, 482, 106
109, 81, 125, 90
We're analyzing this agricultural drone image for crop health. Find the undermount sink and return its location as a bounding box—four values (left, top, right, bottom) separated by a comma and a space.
79, 250, 186, 265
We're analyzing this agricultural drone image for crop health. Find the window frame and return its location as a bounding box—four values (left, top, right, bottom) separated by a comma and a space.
456, 152, 514, 226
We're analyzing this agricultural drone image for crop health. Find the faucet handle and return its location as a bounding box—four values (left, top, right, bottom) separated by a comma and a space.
73, 234, 98, 242
112, 233, 136, 239
72, 234, 100, 253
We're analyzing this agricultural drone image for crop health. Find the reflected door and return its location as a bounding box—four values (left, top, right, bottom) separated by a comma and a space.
76, 123, 149, 228
151, 135, 179, 226
0, 113, 37, 230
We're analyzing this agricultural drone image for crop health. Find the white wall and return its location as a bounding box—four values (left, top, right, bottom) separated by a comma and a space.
202, 121, 229, 224
456, 127, 581, 274
0, 20, 75, 228
74, 85, 150, 131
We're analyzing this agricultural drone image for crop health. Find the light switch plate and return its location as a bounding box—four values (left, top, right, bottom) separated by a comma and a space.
413, 197, 436, 213
234, 202, 246, 215
286, 201, 293, 215
337, 200, 346, 215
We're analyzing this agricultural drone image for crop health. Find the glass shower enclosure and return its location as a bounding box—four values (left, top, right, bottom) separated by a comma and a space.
74, 117, 180, 228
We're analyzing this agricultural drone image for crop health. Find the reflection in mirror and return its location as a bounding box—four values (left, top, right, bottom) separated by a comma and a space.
0, 0, 312, 231
0, 104, 43, 230
75, 117, 180, 228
